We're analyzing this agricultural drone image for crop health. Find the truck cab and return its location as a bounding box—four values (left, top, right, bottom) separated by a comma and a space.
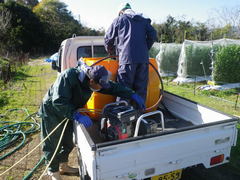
52, 35, 111, 73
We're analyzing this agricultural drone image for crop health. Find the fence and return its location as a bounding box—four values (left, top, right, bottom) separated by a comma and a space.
0, 52, 30, 88
162, 72, 240, 110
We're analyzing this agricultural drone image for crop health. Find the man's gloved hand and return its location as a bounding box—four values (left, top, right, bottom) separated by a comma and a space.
107, 47, 115, 55
74, 112, 92, 128
131, 94, 146, 111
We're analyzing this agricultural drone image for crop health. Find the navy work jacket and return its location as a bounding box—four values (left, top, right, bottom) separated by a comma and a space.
104, 10, 157, 65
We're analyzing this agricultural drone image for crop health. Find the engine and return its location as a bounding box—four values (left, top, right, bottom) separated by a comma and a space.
98, 102, 158, 141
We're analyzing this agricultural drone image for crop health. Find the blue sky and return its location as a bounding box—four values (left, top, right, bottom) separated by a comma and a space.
59, 0, 240, 30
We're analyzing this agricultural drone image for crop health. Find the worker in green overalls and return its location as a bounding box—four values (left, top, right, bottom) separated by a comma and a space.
38, 60, 146, 180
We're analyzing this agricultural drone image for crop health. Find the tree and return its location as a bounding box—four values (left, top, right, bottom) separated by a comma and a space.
175, 15, 192, 43
33, 0, 85, 50
2, 0, 45, 53
189, 22, 209, 41
212, 24, 232, 39
151, 22, 159, 41
208, 5, 240, 39
153, 15, 177, 43
0, 5, 12, 40
162, 15, 177, 43
153, 14, 210, 43
17, 0, 39, 9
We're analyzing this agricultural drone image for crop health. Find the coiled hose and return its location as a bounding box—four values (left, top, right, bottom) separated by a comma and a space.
0, 108, 41, 179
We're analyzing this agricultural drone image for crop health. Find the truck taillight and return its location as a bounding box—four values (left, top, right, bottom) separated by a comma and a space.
210, 154, 224, 165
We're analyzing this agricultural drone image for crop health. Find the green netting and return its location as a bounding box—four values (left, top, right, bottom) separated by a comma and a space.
177, 40, 213, 78
156, 43, 181, 74
149, 42, 161, 58
176, 38, 240, 83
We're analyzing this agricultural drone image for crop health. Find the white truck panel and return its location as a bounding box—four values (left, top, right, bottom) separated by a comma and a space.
162, 92, 232, 125
74, 121, 236, 180
73, 122, 97, 179
60, 36, 106, 72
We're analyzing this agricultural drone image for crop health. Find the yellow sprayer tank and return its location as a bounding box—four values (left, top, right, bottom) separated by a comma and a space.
83, 58, 160, 120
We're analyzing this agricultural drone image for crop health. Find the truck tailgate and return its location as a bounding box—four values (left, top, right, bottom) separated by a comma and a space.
74, 119, 237, 180
97, 123, 236, 179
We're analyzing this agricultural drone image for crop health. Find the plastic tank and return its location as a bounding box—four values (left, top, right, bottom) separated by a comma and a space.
83, 57, 160, 120
146, 58, 160, 113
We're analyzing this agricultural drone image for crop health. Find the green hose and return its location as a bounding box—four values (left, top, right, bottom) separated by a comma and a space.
0, 108, 42, 179
22, 156, 45, 180
0, 131, 26, 160
0, 122, 40, 160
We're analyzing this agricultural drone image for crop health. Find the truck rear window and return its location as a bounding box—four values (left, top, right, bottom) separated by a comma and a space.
77, 46, 108, 59
94, 46, 109, 57
77, 46, 92, 59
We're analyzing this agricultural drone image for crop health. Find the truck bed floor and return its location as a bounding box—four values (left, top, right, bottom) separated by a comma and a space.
86, 104, 194, 144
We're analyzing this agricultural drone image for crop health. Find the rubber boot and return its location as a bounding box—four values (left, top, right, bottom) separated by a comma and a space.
59, 162, 79, 175
47, 171, 62, 180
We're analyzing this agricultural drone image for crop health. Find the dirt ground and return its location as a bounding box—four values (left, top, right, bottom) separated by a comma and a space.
0, 59, 80, 180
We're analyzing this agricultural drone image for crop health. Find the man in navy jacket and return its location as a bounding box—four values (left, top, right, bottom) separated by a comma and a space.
104, 2, 157, 104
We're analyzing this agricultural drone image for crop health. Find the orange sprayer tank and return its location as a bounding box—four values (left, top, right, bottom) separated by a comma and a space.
83, 57, 160, 120
146, 58, 160, 113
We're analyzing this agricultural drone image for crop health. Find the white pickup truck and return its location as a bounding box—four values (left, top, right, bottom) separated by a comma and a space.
52, 35, 239, 180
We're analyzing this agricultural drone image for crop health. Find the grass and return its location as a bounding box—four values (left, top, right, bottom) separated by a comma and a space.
0, 60, 57, 180
163, 81, 240, 116
0, 57, 10, 66
0, 62, 57, 123
162, 81, 240, 180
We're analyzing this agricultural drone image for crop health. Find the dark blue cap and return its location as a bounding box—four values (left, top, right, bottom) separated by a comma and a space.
89, 65, 112, 89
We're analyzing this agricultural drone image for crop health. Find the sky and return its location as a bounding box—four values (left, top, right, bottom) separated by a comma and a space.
58, 0, 240, 31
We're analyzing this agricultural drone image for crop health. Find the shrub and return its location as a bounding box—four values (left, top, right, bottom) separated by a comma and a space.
214, 44, 240, 83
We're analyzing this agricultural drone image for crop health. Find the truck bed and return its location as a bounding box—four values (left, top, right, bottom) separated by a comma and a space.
73, 91, 238, 180
87, 104, 195, 145
85, 90, 237, 146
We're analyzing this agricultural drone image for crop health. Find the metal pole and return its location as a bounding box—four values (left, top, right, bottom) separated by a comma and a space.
210, 37, 214, 82
167, 71, 169, 86
184, 30, 186, 42
134, 110, 165, 137
194, 75, 196, 96
235, 84, 240, 110
200, 61, 207, 84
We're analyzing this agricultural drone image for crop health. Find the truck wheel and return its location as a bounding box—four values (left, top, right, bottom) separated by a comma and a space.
84, 173, 91, 180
